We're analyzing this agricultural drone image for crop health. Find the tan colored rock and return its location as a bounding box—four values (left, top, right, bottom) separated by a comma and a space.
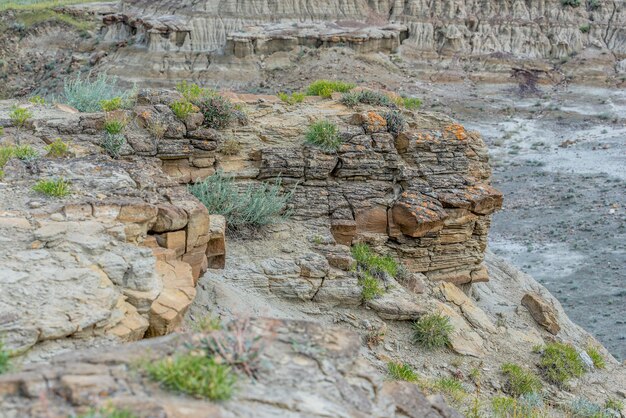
522, 292, 561, 335
439, 282, 496, 333
355, 206, 388, 234
182, 243, 209, 282
392, 192, 448, 238
206, 214, 226, 269
366, 277, 427, 320
154, 230, 186, 257
152, 203, 188, 233
330, 219, 357, 245
437, 302, 485, 357
118, 203, 158, 224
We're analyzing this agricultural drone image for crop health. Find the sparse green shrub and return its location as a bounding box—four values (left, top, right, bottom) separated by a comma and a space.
605, 398, 624, 413
146, 354, 236, 401
193, 314, 222, 333
305, 120, 341, 152
60, 73, 134, 113
189, 171, 292, 231
170, 100, 196, 120
567, 398, 613, 418
359, 273, 385, 301
9, 106, 32, 129
585, 346, 605, 369
579, 24, 591, 33
176, 81, 213, 102
197, 318, 264, 378
103, 116, 127, 135
32, 178, 71, 197
220, 138, 242, 156
431, 377, 467, 404
501, 363, 543, 397
0, 340, 9, 374
562, 0, 581, 7
538, 342, 585, 388
587, 0, 600, 10
351, 243, 398, 277
491, 395, 547, 418
28, 95, 45, 106
197, 94, 235, 129
387, 361, 419, 382
306, 80, 355, 98
102, 133, 125, 159
340, 90, 395, 108
12, 144, 38, 161
75, 405, 138, 418
45, 138, 70, 158
278, 92, 305, 105
99, 97, 123, 112
384, 110, 406, 135
401, 97, 422, 110
412, 313, 453, 349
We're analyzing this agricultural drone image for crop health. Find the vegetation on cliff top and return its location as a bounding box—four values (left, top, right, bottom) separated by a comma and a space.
412, 313, 453, 350
305, 120, 342, 152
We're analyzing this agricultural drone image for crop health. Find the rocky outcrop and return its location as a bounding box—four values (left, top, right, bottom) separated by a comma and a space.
0, 318, 462, 418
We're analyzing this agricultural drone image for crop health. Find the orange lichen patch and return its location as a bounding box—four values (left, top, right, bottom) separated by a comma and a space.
443, 123, 468, 141
416, 132, 435, 143
366, 111, 387, 132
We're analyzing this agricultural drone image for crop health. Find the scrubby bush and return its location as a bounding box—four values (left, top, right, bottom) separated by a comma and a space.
99, 97, 123, 112
60, 73, 134, 113
75, 406, 137, 418
587, 0, 601, 10
103, 116, 127, 135
193, 314, 222, 333
28, 95, 45, 106
491, 394, 546, 418
562, 0, 581, 6
384, 110, 406, 135
220, 138, 242, 156
359, 273, 385, 301
32, 178, 71, 197
278, 92, 305, 105
387, 362, 419, 382
305, 120, 341, 152
412, 313, 453, 349
567, 398, 614, 418
9, 106, 32, 129
12, 144, 38, 161
351, 243, 399, 277
538, 342, 585, 388
579, 24, 591, 33
102, 133, 126, 159
189, 171, 292, 231
45, 138, 70, 158
585, 346, 605, 369
431, 377, 467, 404
197, 94, 235, 129
500, 363, 543, 397
146, 354, 236, 400
176, 80, 213, 102
306, 80, 355, 98
340, 90, 395, 108
170, 100, 196, 120
401, 97, 422, 110
0, 340, 9, 374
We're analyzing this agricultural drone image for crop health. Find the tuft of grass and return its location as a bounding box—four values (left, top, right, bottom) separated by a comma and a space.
146, 354, 236, 401
193, 314, 222, 333
431, 377, 467, 404
384, 110, 406, 136
579, 24, 591, 33
278, 92, 305, 105
351, 243, 398, 277
305, 120, 341, 152
170, 100, 196, 120
197, 94, 235, 130
60, 73, 135, 113
491, 395, 547, 418
359, 272, 385, 301
340, 90, 395, 107
32, 178, 71, 197
9, 106, 32, 129
101, 133, 125, 159
605, 398, 624, 413
44, 138, 70, 158
75, 405, 138, 418
28, 95, 45, 106
0, 340, 9, 374
538, 342, 585, 388
0, 0, 103, 12
401, 97, 422, 110
567, 398, 614, 418
176, 81, 214, 102
103, 116, 127, 135
220, 138, 242, 156
189, 171, 292, 232
412, 313, 453, 350
99, 97, 123, 112
11, 145, 38, 161
585, 346, 605, 369
306, 80, 355, 98
501, 363, 543, 397
561, 0, 580, 6
387, 361, 419, 382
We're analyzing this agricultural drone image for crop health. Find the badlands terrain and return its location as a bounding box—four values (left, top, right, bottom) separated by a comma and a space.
0, 0, 625, 417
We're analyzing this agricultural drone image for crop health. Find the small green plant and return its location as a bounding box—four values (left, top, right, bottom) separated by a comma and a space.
351, 243, 398, 277
104, 116, 127, 135
562, 0, 581, 6
170, 100, 196, 120
189, 171, 292, 231
0, 340, 9, 374
28, 95, 45, 106
387, 361, 419, 382
146, 354, 236, 401
44, 138, 70, 158
278, 92, 305, 105
501, 363, 543, 397
587, 0, 600, 10
193, 314, 222, 333
10, 106, 32, 129
306, 80, 355, 98
579, 24, 591, 33
491, 396, 547, 418
305, 120, 341, 152
340, 90, 395, 108
12, 144, 38, 161
585, 346, 605, 369
102, 133, 125, 159
401, 97, 422, 110
32, 178, 71, 197
538, 342, 585, 388
412, 313, 453, 349
605, 398, 624, 413
384, 110, 406, 135
60, 72, 135, 113
75, 405, 138, 418
220, 138, 242, 156
359, 273, 385, 301
99, 97, 123, 112
431, 377, 467, 404
197, 94, 235, 129
567, 398, 614, 418
176, 81, 213, 102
